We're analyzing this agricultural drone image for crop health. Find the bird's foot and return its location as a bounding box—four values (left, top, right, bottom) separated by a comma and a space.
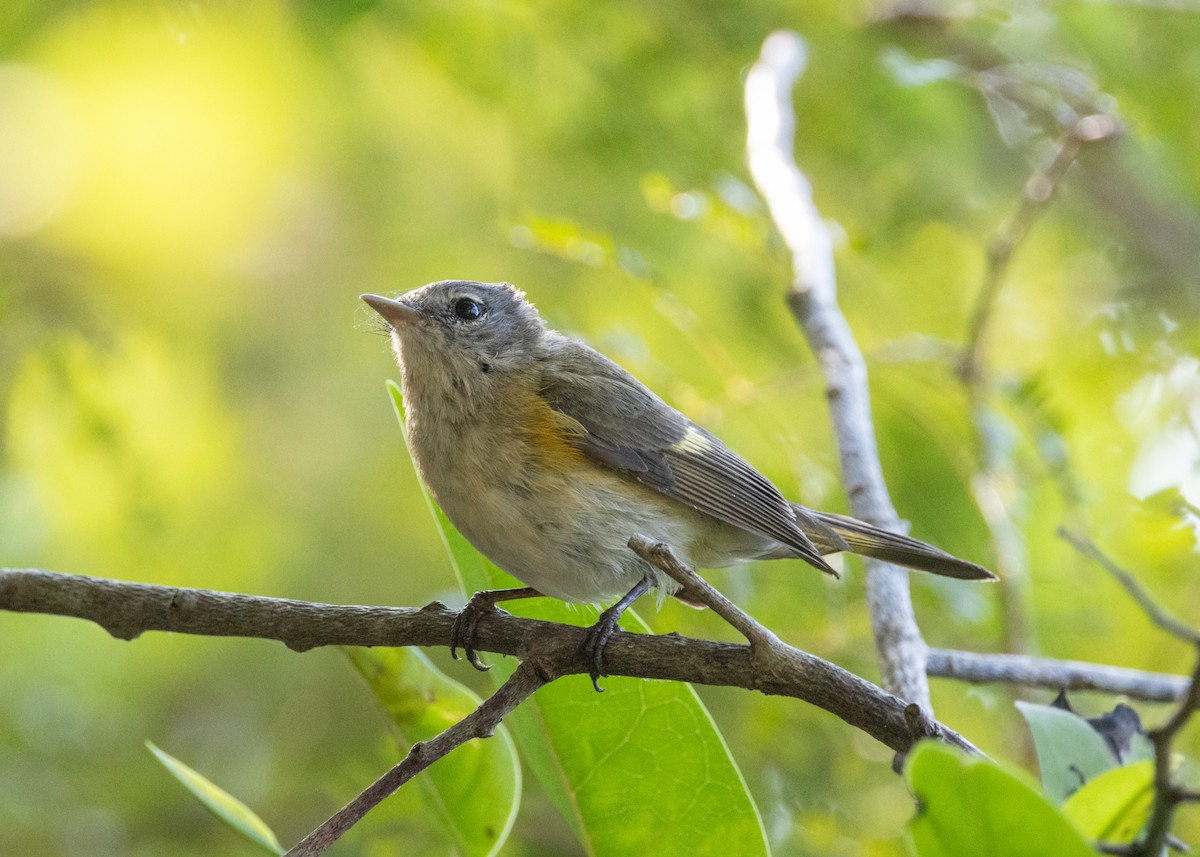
578, 575, 655, 691
580, 609, 625, 692
450, 587, 542, 671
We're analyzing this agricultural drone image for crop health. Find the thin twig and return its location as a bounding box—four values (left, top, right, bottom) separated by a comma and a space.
1058, 528, 1200, 644
926, 648, 1188, 703
959, 115, 1116, 382
1057, 532, 1200, 854
745, 29, 932, 712
1138, 651, 1200, 856
628, 533, 969, 763
629, 535, 780, 650
958, 114, 1118, 669
625, 542, 981, 755
285, 658, 553, 856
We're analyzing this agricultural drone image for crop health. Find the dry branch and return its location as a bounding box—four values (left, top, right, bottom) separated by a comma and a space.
2, 566, 971, 753
745, 30, 932, 710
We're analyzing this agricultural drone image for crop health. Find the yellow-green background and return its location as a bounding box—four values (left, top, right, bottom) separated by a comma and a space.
2, 1, 1198, 854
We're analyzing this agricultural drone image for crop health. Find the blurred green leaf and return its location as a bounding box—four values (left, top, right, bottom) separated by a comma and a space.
344, 646, 520, 857
1016, 701, 1118, 803
1060, 760, 1154, 845
145, 741, 284, 855
905, 741, 1096, 857
386, 381, 770, 857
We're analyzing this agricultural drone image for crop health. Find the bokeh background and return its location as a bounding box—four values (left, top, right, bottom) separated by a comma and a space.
2, 1, 1199, 854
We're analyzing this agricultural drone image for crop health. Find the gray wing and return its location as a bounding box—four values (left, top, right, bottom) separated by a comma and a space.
538, 335, 846, 574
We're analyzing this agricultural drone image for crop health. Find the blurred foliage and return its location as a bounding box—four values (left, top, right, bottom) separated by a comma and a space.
2, 0, 1199, 854
145, 741, 285, 855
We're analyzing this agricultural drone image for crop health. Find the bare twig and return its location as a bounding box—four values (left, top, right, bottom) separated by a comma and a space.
286, 658, 553, 856
879, 14, 1200, 315
1137, 653, 1200, 856
1058, 528, 1200, 644
629, 535, 781, 650
926, 648, 1188, 703
1057, 532, 1200, 854
745, 29, 932, 712
958, 114, 1118, 667
630, 535, 982, 759
959, 115, 1117, 382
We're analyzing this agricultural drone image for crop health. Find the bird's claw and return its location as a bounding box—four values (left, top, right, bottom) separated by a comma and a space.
450, 594, 503, 671
579, 613, 623, 692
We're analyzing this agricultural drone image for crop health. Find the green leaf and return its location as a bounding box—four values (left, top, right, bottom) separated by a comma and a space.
145, 740, 284, 855
386, 381, 770, 857
1016, 701, 1118, 803
344, 646, 520, 857
905, 741, 1097, 857
1061, 760, 1155, 845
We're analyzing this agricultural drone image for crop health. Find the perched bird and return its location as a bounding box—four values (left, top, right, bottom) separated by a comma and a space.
362, 281, 994, 684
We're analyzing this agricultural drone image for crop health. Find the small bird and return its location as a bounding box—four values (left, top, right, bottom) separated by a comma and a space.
362, 281, 994, 684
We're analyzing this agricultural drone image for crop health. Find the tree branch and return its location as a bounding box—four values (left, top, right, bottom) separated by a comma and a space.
1058, 528, 1200, 644
4, 566, 1187, 770
286, 658, 553, 856
1056, 531, 1199, 855
959, 115, 1116, 382
745, 30, 932, 711
2, 567, 970, 754
1139, 651, 1200, 857
926, 648, 1188, 703
631, 536, 984, 768
958, 113, 1118, 671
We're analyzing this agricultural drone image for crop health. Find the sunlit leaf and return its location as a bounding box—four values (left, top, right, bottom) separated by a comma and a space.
1061, 760, 1154, 845
345, 646, 520, 857
386, 381, 770, 857
145, 741, 284, 855
906, 741, 1096, 857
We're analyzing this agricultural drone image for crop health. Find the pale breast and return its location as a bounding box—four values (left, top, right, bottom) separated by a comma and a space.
407, 390, 779, 603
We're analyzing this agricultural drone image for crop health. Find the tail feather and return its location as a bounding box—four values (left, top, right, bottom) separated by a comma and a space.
798, 507, 997, 581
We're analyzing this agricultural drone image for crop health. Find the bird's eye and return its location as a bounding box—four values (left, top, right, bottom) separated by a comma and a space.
452, 297, 483, 321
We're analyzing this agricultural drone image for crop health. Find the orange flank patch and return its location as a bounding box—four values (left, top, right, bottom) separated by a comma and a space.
525, 400, 589, 470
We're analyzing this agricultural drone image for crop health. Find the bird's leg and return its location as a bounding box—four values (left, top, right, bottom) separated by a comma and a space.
581, 574, 655, 692
451, 587, 543, 670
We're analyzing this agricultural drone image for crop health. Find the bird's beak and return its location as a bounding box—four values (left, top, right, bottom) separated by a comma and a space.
360, 293, 423, 328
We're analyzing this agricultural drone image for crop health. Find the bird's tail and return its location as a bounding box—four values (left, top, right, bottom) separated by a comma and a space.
797, 507, 996, 581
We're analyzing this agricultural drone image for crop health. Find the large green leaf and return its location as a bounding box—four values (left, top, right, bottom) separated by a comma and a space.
1060, 759, 1154, 845
1016, 701, 1118, 803
905, 741, 1097, 857
344, 646, 520, 857
145, 741, 284, 855
387, 381, 770, 857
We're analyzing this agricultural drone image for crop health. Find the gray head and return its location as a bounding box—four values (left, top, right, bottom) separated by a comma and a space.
361, 280, 547, 412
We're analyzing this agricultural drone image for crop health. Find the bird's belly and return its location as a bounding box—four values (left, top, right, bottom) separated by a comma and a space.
430, 456, 714, 603
412, 411, 780, 603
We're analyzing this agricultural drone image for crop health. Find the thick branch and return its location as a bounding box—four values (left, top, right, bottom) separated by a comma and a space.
745, 30, 931, 710
3, 567, 963, 754
5, 566, 1187, 774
